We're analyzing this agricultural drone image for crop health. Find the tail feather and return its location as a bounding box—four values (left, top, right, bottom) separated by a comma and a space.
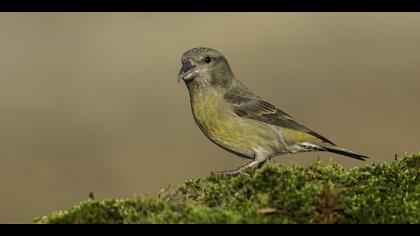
322, 145, 369, 161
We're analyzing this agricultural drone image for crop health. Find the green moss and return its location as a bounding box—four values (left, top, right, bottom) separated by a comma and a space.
34, 153, 420, 224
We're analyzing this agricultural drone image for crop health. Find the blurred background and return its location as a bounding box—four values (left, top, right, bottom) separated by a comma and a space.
0, 13, 419, 223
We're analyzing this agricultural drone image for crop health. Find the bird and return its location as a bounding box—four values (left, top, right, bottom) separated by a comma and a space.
177, 47, 368, 175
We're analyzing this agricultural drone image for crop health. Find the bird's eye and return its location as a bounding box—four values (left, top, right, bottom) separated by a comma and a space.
204, 56, 212, 63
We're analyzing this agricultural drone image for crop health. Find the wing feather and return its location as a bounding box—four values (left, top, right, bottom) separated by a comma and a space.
224, 84, 335, 145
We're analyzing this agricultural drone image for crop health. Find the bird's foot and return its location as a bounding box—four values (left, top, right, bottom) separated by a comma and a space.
216, 160, 267, 177
216, 168, 250, 177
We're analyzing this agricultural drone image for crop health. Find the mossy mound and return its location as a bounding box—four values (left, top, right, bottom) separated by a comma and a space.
35, 154, 420, 224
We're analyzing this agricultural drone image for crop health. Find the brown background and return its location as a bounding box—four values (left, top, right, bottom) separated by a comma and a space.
0, 13, 419, 223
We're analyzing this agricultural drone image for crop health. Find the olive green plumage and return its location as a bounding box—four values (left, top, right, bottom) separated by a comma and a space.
178, 47, 368, 175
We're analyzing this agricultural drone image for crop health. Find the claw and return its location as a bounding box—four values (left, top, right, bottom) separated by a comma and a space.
215, 159, 267, 177
216, 169, 250, 177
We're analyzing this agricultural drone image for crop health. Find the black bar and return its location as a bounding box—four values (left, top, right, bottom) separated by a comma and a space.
1, 0, 419, 12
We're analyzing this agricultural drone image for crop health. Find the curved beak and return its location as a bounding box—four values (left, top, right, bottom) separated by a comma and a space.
177, 61, 196, 83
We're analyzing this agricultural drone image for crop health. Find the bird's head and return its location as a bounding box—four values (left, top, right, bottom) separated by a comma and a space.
177, 47, 234, 88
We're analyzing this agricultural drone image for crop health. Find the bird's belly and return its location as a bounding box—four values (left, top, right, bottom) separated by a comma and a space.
192, 102, 280, 158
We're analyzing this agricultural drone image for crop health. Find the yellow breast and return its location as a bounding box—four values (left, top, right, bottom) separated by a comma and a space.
190, 88, 278, 155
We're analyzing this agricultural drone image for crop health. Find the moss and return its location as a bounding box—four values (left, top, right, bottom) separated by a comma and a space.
34, 153, 420, 224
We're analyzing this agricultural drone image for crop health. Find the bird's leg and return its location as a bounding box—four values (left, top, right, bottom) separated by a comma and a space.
217, 156, 268, 176
217, 161, 258, 176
